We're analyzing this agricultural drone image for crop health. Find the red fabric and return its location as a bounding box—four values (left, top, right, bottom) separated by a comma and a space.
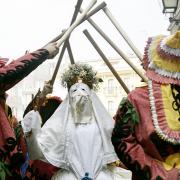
125, 86, 179, 180
142, 36, 180, 85
0, 49, 49, 150
128, 87, 163, 161
157, 42, 180, 61
0, 102, 15, 150
0, 49, 48, 91
0, 49, 49, 178
31, 160, 59, 179
0, 57, 9, 68
151, 81, 180, 140
146, 70, 180, 86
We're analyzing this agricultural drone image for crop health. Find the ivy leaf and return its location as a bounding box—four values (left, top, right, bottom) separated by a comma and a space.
131, 111, 139, 124
0, 170, 5, 180
0, 161, 12, 179
123, 114, 130, 123
119, 98, 127, 108
119, 98, 140, 125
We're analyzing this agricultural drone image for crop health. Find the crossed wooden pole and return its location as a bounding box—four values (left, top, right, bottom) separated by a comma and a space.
46, 0, 147, 95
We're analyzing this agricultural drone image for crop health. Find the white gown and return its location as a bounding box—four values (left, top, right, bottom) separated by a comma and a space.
51, 118, 132, 180
22, 83, 132, 180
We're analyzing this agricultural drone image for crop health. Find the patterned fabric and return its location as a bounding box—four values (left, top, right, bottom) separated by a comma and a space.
112, 86, 180, 180
0, 49, 49, 179
0, 57, 9, 68
0, 49, 49, 92
148, 80, 180, 144
142, 31, 180, 85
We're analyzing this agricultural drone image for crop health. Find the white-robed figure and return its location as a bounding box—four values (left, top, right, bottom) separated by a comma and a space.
22, 63, 132, 180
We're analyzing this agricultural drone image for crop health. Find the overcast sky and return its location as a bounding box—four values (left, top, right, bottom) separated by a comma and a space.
0, 0, 170, 61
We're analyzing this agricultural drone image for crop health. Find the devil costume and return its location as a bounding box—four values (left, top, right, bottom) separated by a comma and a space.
0, 49, 50, 179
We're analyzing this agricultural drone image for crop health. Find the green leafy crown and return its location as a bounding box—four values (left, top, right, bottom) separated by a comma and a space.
61, 63, 103, 90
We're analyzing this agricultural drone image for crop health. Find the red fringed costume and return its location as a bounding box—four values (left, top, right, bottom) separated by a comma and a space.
112, 32, 180, 180
0, 49, 49, 179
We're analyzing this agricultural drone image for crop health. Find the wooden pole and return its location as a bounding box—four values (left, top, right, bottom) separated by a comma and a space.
49, 0, 84, 85
56, 0, 97, 47
70, 0, 84, 25
48, 2, 106, 44
50, 1, 107, 85
66, 40, 75, 64
79, 9, 147, 82
83, 30, 130, 94
103, 7, 143, 61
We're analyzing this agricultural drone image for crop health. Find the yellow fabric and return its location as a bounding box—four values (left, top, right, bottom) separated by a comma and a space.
5, 104, 14, 128
163, 153, 180, 170
166, 31, 180, 49
150, 36, 180, 72
161, 84, 180, 131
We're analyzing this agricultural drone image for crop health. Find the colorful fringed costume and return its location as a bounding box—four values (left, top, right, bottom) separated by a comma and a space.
0, 49, 50, 179
112, 31, 180, 180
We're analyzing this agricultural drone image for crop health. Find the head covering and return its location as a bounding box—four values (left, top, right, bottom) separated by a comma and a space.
69, 83, 93, 124
143, 31, 180, 85
37, 82, 118, 168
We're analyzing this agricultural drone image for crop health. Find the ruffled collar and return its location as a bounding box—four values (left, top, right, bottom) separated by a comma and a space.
148, 80, 180, 144
143, 35, 180, 85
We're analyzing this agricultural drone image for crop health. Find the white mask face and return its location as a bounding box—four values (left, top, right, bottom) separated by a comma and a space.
69, 83, 93, 124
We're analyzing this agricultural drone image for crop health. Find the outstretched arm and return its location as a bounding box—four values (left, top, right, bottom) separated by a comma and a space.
0, 42, 59, 92
0, 49, 49, 91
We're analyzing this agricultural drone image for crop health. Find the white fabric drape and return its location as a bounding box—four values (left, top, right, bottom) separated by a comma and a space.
22, 83, 132, 180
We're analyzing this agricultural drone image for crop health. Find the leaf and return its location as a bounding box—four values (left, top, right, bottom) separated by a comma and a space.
0, 161, 12, 178
119, 98, 140, 125
0, 170, 6, 180
119, 97, 127, 108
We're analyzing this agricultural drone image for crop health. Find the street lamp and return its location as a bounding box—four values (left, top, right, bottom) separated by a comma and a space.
162, 0, 179, 13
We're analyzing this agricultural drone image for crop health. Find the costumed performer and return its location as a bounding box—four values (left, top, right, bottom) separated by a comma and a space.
112, 31, 180, 180
0, 42, 59, 179
22, 63, 132, 180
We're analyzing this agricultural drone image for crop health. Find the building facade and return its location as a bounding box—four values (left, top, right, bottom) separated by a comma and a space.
7, 55, 143, 119
165, 0, 180, 33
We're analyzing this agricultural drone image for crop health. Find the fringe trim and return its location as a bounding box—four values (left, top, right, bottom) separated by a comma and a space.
161, 37, 180, 57
146, 70, 180, 85
142, 37, 152, 70
148, 62, 180, 79
148, 80, 180, 145
157, 42, 180, 62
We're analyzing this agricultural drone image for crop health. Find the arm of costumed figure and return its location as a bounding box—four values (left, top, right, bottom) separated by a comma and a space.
0, 49, 49, 92
22, 110, 46, 160
23, 92, 62, 125
111, 98, 179, 180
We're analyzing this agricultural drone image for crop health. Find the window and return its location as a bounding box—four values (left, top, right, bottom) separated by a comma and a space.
108, 101, 114, 112
108, 79, 114, 94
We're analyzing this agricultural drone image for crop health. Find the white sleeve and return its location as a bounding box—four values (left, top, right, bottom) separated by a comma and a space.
21, 110, 42, 133
21, 110, 45, 160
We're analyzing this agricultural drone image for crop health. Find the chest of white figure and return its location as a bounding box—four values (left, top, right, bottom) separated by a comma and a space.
69, 120, 103, 178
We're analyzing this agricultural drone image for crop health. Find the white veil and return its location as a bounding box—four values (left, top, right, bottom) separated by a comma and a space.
36, 83, 118, 168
